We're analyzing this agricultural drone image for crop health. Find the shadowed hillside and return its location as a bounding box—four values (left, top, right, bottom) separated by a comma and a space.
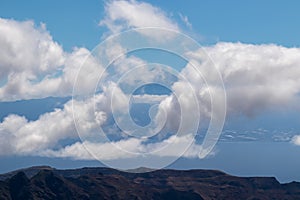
0, 166, 299, 200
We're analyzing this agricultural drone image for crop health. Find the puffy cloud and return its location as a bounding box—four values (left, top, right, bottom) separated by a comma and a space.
0, 47, 97, 101
100, 0, 178, 31
0, 18, 64, 100
42, 139, 141, 160
0, 112, 73, 155
174, 42, 300, 118
0, 94, 108, 155
0, 18, 106, 101
205, 42, 300, 116
42, 134, 204, 161
0, 18, 64, 79
99, 0, 179, 40
292, 135, 300, 146
0, 75, 205, 160
0, 84, 205, 161
151, 42, 300, 151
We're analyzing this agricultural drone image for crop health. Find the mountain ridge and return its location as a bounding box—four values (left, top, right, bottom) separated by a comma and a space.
0, 166, 299, 199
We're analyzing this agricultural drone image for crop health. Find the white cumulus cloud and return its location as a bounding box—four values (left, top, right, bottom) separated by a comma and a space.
100, 0, 178, 32
99, 0, 179, 40
292, 135, 300, 146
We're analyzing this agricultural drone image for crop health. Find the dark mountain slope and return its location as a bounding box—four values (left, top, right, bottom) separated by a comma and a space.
0, 166, 299, 200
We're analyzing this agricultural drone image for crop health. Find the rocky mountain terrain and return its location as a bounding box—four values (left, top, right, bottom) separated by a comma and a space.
0, 166, 299, 199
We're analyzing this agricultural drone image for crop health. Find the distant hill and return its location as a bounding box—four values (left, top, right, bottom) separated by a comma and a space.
0, 166, 299, 199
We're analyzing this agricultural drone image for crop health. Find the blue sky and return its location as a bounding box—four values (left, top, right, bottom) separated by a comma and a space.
1, 0, 300, 182
1, 0, 300, 50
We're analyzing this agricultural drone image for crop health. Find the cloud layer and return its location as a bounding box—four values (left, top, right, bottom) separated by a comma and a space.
1, 0, 300, 161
